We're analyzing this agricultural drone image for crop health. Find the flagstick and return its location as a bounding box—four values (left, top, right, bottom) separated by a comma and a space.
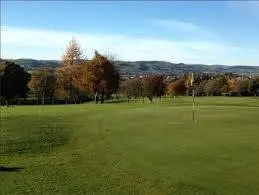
189, 72, 195, 123
192, 87, 195, 123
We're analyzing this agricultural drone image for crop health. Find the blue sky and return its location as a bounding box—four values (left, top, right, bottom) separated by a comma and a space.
1, 1, 259, 65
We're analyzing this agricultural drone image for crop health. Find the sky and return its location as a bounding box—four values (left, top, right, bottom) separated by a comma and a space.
1, 1, 259, 65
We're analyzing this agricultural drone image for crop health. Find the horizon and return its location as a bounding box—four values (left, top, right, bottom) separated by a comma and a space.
4, 58, 259, 67
1, 1, 259, 66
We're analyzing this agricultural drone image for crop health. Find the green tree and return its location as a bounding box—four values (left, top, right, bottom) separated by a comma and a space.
252, 77, 259, 96
28, 68, 57, 104
237, 78, 253, 96
1, 61, 30, 105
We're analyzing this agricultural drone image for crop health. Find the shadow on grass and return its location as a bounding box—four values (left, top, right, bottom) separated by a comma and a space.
0, 166, 24, 172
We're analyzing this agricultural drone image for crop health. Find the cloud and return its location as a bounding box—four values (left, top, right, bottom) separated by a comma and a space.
148, 18, 200, 32
147, 18, 221, 41
232, 1, 259, 8
226, 1, 259, 15
247, 1, 259, 7
1, 26, 258, 65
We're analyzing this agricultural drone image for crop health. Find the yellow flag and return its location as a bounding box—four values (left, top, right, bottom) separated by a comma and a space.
190, 73, 194, 86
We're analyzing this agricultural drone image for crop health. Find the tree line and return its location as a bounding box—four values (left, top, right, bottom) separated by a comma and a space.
120, 73, 259, 102
0, 39, 259, 105
0, 39, 120, 105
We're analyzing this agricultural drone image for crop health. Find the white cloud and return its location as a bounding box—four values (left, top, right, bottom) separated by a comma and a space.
149, 18, 200, 32
1, 26, 258, 65
226, 1, 259, 15
147, 18, 221, 41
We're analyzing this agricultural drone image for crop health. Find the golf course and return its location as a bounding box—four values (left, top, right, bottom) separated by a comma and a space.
1, 97, 259, 194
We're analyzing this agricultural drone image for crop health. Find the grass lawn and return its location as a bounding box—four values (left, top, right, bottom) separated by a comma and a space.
1, 97, 259, 194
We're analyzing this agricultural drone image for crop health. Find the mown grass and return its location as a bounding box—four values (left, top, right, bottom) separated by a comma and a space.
1, 97, 259, 194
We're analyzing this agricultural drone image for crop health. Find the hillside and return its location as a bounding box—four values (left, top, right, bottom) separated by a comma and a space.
2, 58, 259, 75
117, 61, 259, 75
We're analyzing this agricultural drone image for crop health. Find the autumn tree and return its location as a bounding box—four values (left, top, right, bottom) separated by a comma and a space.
154, 75, 166, 99
120, 79, 132, 103
28, 68, 57, 104
204, 79, 216, 96
131, 78, 144, 102
195, 80, 207, 96
57, 38, 84, 103
78, 51, 120, 103
228, 78, 238, 96
62, 38, 84, 66
120, 78, 143, 103
204, 76, 228, 96
167, 79, 186, 97
54, 87, 69, 102
0, 63, 4, 72
142, 74, 165, 103
220, 84, 230, 95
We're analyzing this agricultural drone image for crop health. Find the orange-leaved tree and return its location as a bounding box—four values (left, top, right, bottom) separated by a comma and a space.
57, 38, 85, 103
78, 51, 120, 103
142, 74, 165, 103
167, 79, 187, 98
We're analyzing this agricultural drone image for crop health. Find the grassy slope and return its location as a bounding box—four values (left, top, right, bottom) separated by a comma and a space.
1, 97, 259, 194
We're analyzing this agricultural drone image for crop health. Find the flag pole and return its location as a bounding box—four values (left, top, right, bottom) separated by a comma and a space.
192, 87, 195, 123
190, 73, 195, 123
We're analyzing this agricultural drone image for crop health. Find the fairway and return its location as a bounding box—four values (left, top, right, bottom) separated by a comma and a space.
1, 97, 259, 194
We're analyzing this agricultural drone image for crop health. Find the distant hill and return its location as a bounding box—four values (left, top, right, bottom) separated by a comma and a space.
8, 59, 62, 70
2, 58, 259, 75
117, 61, 259, 75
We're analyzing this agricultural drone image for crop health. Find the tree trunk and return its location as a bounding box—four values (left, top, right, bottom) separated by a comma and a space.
148, 96, 152, 103
185, 87, 189, 100
100, 93, 104, 104
94, 92, 99, 104
42, 92, 45, 105
69, 80, 72, 104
